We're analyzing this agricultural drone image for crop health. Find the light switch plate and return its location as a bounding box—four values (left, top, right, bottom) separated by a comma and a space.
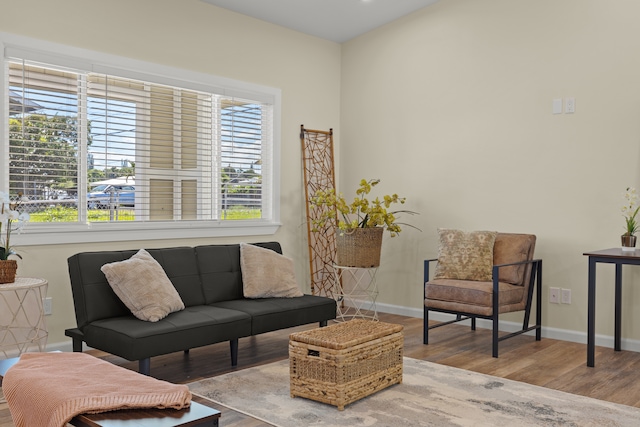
43, 297, 52, 315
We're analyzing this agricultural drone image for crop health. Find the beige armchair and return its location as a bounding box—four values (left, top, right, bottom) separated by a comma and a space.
423, 230, 542, 357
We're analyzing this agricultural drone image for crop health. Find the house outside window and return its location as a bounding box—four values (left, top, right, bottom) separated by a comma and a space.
1, 34, 281, 245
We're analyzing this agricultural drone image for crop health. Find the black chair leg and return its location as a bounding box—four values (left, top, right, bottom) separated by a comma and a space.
471, 317, 476, 331
492, 316, 499, 358
423, 306, 429, 344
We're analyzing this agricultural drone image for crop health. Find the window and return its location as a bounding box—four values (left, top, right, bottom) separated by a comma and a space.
1, 35, 281, 245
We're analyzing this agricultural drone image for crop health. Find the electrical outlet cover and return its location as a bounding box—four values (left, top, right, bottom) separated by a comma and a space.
565, 97, 575, 113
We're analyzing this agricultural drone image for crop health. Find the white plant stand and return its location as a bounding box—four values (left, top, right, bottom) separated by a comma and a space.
332, 265, 379, 322
0, 277, 48, 358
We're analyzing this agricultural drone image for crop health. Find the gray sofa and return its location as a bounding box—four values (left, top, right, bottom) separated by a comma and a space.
65, 242, 336, 375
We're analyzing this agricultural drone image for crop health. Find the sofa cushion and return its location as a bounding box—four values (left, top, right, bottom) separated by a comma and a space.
100, 249, 185, 322
434, 229, 498, 282
239, 243, 303, 298
68, 250, 139, 328
211, 295, 336, 335
145, 247, 205, 307
83, 306, 252, 361
195, 242, 283, 304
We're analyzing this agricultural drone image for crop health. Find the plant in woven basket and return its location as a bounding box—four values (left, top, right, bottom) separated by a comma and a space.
310, 179, 418, 237
0, 191, 30, 260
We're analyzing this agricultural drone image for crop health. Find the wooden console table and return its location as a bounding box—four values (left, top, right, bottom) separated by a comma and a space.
0, 277, 48, 358
583, 248, 640, 367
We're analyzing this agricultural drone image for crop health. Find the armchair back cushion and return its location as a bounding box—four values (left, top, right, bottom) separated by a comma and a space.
493, 233, 536, 286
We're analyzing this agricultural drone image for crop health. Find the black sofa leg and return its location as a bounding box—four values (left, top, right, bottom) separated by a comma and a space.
230, 339, 238, 367
320, 320, 327, 327
139, 358, 150, 376
71, 338, 83, 352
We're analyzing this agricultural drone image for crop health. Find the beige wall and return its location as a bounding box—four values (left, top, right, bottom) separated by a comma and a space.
341, 0, 640, 343
3, 0, 640, 351
0, 0, 341, 347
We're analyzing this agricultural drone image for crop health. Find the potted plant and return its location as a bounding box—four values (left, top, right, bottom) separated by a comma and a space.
0, 192, 30, 283
310, 179, 417, 267
621, 187, 640, 251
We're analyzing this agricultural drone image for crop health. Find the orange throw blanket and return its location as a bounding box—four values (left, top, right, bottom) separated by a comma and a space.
2, 352, 191, 427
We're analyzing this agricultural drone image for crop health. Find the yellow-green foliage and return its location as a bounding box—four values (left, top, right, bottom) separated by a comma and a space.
310, 179, 415, 237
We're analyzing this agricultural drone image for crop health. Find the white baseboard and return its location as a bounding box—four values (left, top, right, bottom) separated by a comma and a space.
352, 300, 640, 353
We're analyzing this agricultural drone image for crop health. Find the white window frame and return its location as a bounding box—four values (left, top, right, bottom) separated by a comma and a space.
0, 32, 281, 246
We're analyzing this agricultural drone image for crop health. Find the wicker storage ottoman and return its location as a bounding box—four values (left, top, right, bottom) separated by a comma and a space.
289, 319, 403, 410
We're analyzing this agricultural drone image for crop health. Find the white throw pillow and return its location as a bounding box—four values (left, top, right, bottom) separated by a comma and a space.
240, 243, 304, 298
100, 249, 185, 322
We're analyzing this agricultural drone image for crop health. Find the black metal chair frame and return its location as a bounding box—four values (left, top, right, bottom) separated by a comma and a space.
423, 258, 543, 357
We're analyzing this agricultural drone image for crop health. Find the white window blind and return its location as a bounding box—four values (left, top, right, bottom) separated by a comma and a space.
5, 58, 274, 228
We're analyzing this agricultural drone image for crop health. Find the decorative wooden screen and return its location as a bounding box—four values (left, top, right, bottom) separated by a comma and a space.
301, 125, 337, 297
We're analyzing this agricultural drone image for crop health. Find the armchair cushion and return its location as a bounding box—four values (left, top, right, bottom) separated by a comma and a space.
425, 278, 525, 316
433, 229, 498, 281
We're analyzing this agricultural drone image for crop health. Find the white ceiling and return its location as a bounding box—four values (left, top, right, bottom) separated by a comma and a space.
201, 0, 440, 43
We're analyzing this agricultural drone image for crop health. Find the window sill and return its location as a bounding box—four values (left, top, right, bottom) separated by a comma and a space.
12, 220, 281, 246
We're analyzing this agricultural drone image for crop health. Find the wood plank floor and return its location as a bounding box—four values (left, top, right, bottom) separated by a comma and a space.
2, 313, 640, 426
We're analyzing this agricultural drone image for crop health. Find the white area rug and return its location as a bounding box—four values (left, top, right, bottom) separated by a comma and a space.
189, 357, 640, 427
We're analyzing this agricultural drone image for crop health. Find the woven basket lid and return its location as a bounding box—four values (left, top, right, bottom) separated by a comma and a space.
290, 319, 403, 350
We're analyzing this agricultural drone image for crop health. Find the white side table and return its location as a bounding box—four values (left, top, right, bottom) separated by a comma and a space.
332, 265, 379, 322
0, 277, 48, 358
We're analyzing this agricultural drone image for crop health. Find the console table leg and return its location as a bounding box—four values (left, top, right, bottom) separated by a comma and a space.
615, 263, 622, 352
587, 257, 596, 367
